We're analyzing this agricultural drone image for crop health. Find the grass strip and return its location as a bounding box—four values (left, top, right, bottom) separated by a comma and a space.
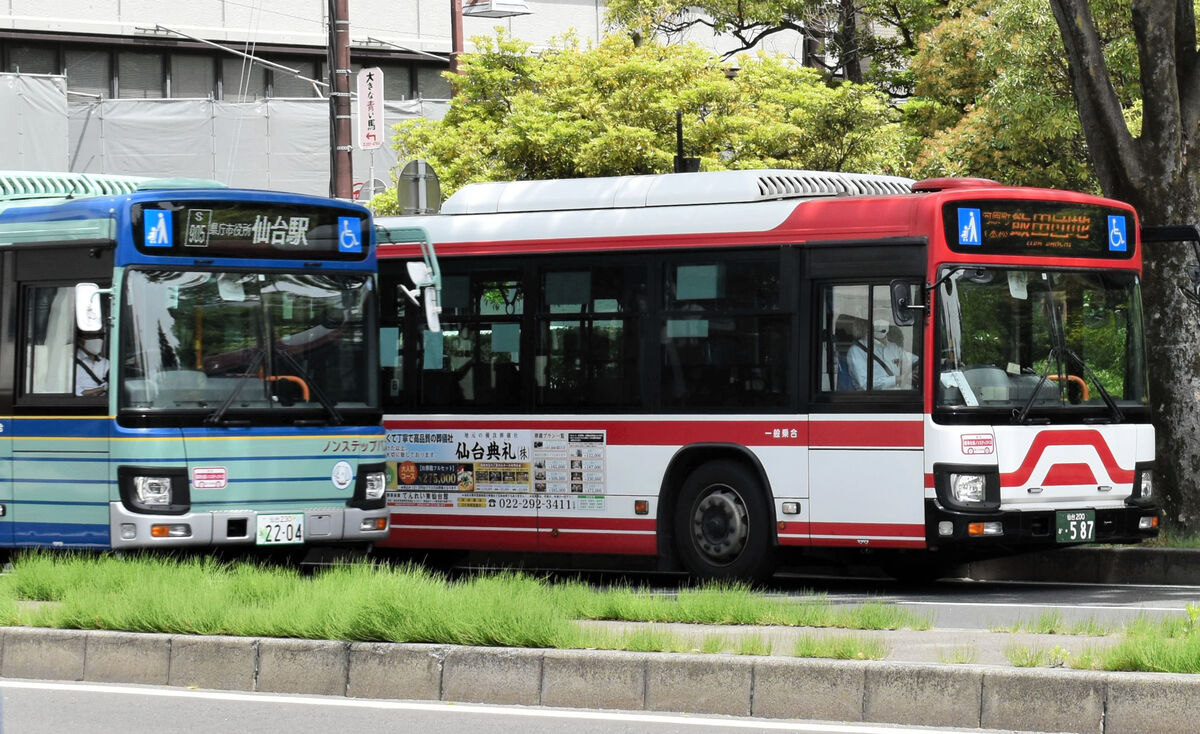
0, 552, 920, 661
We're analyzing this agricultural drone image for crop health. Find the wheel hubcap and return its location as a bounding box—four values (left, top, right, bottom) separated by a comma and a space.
690, 485, 749, 564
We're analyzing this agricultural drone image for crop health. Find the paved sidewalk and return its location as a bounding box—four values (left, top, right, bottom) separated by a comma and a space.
579, 619, 1121, 667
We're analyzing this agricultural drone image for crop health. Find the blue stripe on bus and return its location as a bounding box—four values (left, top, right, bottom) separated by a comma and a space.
2, 497, 348, 507
8, 499, 108, 507
10, 522, 109, 547
191, 497, 349, 506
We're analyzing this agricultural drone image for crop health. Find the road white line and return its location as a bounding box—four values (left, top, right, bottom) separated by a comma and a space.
895, 601, 1188, 612
0, 680, 957, 733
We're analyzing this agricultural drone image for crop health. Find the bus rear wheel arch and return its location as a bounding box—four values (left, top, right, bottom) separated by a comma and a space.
672, 459, 776, 583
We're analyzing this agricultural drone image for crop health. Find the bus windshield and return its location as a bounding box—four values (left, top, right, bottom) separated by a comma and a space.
120, 269, 376, 419
935, 267, 1147, 421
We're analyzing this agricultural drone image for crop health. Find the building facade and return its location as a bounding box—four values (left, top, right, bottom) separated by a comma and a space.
1, 1, 806, 195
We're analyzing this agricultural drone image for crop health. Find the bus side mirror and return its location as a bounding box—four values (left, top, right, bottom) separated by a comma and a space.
890, 280, 921, 327
403, 261, 442, 333
75, 283, 109, 332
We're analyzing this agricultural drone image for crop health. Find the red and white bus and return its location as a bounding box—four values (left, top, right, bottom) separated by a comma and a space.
374, 169, 1160, 580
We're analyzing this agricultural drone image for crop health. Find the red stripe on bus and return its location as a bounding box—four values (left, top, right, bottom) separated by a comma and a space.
1039, 463, 1099, 486
389, 512, 537, 529
809, 522, 926, 538
808, 420, 923, 448
383, 418, 923, 449
809, 538, 927, 549
539, 531, 657, 555
544, 517, 657, 531
1000, 430, 1134, 486
383, 419, 808, 446
386, 527, 538, 552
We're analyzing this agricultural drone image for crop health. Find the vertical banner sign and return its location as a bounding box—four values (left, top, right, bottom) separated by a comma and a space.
357, 67, 383, 150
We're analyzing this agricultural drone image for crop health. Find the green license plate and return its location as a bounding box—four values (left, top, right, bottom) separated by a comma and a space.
1056, 510, 1095, 543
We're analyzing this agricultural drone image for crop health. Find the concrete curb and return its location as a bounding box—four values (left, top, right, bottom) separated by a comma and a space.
963, 546, 1200, 586
2, 626, 1198, 733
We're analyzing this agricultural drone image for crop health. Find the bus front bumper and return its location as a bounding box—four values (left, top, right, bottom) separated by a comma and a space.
924, 499, 1161, 550
108, 503, 390, 549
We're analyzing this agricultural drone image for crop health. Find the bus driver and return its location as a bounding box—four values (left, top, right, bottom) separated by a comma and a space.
75, 333, 109, 397
848, 319, 916, 390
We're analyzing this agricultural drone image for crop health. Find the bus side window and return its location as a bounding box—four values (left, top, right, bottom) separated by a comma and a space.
22, 284, 108, 400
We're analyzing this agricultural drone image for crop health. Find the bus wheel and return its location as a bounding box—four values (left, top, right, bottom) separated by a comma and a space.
674, 460, 776, 583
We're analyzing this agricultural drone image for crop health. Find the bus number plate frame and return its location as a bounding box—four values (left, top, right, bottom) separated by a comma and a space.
257, 514, 305, 545
1055, 510, 1095, 544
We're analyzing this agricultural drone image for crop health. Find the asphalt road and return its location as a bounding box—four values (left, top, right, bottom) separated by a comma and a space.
777, 576, 1200, 629
0, 680, 1046, 734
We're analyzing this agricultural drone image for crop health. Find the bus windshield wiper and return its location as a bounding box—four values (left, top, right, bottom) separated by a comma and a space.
1062, 346, 1125, 423
273, 347, 344, 426
1013, 347, 1061, 425
205, 347, 266, 426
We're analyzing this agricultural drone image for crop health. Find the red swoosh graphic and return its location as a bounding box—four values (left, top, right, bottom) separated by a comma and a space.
1001, 430, 1134, 487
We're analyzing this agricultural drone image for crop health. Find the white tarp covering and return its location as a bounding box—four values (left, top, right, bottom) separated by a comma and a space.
3, 81, 447, 197
0, 74, 70, 172
69, 97, 447, 196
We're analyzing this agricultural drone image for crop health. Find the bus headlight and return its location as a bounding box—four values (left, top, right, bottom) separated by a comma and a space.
934, 464, 999, 512
951, 473, 987, 504
364, 471, 387, 501
134, 476, 173, 505
118, 466, 190, 515
348, 462, 388, 510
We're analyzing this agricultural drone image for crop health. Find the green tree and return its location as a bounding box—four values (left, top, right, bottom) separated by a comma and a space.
908, 0, 1138, 191
1047, 0, 1200, 528
380, 32, 909, 201
604, 0, 948, 97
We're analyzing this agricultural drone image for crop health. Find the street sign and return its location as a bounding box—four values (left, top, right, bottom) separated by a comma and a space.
357, 67, 383, 150
397, 160, 441, 215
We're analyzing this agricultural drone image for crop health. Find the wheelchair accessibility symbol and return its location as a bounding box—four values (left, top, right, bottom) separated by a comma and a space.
1108, 215, 1127, 252
338, 217, 363, 253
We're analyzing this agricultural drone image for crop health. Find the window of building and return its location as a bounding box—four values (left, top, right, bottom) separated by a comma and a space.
64, 48, 112, 98
170, 53, 215, 98
117, 51, 165, 98
416, 66, 451, 99
221, 57, 266, 101
268, 57, 318, 98
378, 62, 413, 100
7, 44, 57, 74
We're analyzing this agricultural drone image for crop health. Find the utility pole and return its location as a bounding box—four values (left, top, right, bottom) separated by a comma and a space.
450, 0, 464, 78
328, 0, 353, 199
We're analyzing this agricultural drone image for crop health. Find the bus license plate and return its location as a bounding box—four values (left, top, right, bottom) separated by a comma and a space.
1056, 510, 1095, 544
256, 514, 304, 545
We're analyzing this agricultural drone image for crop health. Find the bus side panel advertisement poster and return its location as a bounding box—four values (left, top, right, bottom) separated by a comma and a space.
385, 429, 607, 512
943, 201, 1135, 259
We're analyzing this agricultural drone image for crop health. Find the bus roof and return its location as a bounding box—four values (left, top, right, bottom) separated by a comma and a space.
0, 171, 148, 203
441, 169, 916, 214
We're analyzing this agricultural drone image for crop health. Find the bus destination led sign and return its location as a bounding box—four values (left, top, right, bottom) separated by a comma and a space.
944, 201, 1134, 259
134, 200, 369, 261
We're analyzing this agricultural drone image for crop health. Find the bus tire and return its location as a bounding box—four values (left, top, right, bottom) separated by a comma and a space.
673, 460, 776, 583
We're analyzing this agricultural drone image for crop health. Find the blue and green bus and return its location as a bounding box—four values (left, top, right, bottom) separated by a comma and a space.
0, 171, 406, 550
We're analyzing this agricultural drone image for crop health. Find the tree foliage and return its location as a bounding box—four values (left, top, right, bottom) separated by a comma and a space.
1045, 0, 1200, 527
604, 0, 948, 96
381, 32, 909, 202
909, 0, 1139, 192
